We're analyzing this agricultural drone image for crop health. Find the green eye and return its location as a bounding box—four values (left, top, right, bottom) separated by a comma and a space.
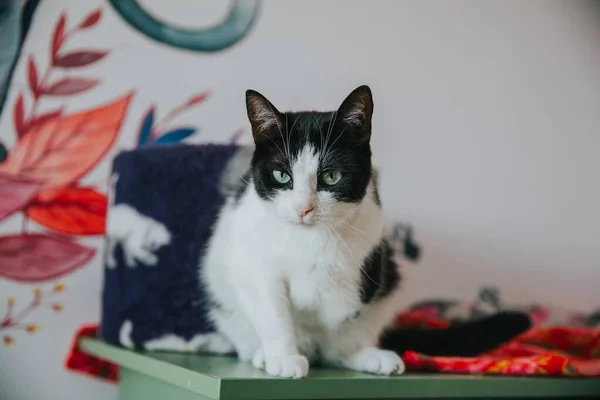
322, 170, 342, 185
272, 170, 291, 184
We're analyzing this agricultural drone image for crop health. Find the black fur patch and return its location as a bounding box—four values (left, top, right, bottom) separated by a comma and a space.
371, 170, 381, 206
379, 311, 532, 357
360, 240, 400, 304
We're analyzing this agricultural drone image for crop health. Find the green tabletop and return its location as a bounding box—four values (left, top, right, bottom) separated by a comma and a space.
79, 338, 600, 399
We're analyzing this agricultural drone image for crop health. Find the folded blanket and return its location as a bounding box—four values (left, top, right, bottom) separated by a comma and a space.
395, 291, 600, 377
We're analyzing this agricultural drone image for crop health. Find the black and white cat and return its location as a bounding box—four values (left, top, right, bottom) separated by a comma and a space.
202, 86, 405, 378
200, 86, 531, 379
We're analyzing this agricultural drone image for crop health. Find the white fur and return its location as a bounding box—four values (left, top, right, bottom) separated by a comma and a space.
106, 204, 172, 268
343, 107, 366, 127
118, 320, 235, 353
202, 144, 404, 378
143, 332, 234, 353
119, 320, 134, 349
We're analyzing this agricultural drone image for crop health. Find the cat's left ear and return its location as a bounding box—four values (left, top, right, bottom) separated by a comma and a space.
246, 90, 284, 143
336, 85, 374, 143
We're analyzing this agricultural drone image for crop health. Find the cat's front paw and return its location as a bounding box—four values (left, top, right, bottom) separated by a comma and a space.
264, 354, 309, 378
252, 348, 265, 369
345, 347, 405, 375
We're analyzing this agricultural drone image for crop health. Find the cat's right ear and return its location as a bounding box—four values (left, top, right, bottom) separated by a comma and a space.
246, 90, 283, 143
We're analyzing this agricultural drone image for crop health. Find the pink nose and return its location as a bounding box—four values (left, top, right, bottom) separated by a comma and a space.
297, 206, 314, 218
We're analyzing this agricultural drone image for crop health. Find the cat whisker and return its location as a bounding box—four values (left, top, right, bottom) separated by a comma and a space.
327, 217, 371, 243
289, 113, 300, 150
324, 126, 347, 159
267, 102, 290, 161
321, 216, 383, 258
324, 221, 383, 289
240, 174, 250, 185
314, 114, 325, 154
285, 112, 291, 161
263, 135, 287, 161
324, 110, 338, 155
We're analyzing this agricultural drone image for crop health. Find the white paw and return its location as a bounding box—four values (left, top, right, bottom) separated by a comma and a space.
265, 354, 309, 378
345, 348, 405, 375
252, 348, 265, 369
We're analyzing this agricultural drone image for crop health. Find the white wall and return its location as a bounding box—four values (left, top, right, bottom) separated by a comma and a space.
0, 1, 599, 399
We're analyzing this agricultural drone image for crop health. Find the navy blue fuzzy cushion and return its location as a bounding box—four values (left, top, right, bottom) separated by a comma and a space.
100, 144, 240, 348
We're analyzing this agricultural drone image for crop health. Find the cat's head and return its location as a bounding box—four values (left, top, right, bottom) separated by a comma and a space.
246, 85, 375, 226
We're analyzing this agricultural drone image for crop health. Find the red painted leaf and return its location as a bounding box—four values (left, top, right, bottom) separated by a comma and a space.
53, 51, 108, 68
43, 78, 99, 96
26, 187, 107, 235
27, 56, 39, 96
52, 13, 67, 56
13, 93, 26, 137
0, 233, 95, 282
0, 93, 133, 188
186, 92, 211, 106
0, 177, 42, 221
28, 108, 63, 132
79, 9, 102, 29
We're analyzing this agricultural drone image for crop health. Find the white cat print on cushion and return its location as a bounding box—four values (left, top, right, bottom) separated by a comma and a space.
105, 204, 171, 268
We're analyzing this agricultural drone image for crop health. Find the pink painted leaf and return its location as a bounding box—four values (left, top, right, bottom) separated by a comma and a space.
0, 234, 95, 282
79, 9, 102, 29
43, 78, 99, 96
186, 92, 211, 106
54, 51, 108, 68
27, 56, 39, 97
0, 93, 133, 188
13, 93, 26, 137
0, 177, 42, 221
52, 13, 67, 57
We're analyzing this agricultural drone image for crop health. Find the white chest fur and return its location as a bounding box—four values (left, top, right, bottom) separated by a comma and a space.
225, 188, 382, 330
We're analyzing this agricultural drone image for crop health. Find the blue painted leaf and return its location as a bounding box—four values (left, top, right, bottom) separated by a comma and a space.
156, 128, 196, 144
137, 107, 155, 146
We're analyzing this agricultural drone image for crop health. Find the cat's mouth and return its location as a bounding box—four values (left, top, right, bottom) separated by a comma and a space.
293, 217, 318, 227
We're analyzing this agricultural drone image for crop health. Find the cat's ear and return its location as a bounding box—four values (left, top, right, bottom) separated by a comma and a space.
246, 90, 283, 143
336, 85, 373, 143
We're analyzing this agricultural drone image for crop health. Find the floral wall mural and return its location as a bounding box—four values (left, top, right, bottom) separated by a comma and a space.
0, 2, 260, 397
0, 7, 132, 344
0, 0, 259, 357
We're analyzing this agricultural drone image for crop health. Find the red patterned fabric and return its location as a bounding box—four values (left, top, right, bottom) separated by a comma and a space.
64, 324, 118, 383
396, 312, 600, 376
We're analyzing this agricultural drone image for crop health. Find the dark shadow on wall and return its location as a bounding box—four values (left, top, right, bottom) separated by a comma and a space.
0, 0, 40, 116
